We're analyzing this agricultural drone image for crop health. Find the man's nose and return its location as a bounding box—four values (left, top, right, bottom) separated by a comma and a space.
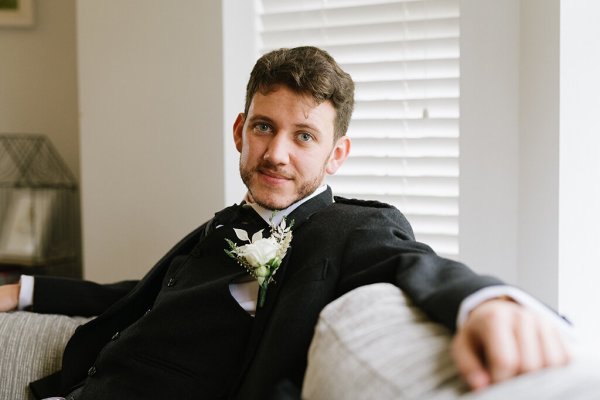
264, 133, 291, 165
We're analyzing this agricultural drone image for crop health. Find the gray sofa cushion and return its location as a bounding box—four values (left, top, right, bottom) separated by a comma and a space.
0, 311, 91, 400
302, 283, 600, 400
302, 283, 466, 400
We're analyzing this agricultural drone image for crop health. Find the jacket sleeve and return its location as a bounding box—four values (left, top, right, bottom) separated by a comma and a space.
336, 203, 502, 331
31, 276, 138, 317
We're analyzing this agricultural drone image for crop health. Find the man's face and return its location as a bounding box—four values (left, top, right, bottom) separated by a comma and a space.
233, 85, 350, 210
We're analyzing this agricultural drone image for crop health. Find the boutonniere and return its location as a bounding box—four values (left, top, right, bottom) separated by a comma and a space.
224, 216, 293, 308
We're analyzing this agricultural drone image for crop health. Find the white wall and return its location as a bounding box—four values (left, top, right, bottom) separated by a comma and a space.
223, 0, 256, 205
0, 0, 79, 180
558, 0, 600, 351
517, 0, 600, 346
78, 1, 225, 282
460, 0, 562, 308
518, 0, 561, 308
462, 0, 600, 348
459, 0, 520, 284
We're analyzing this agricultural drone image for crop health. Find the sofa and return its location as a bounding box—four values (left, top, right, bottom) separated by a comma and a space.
1, 283, 599, 400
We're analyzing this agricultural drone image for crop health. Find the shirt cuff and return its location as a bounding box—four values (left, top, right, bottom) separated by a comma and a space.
457, 285, 576, 340
17, 275, 34, 311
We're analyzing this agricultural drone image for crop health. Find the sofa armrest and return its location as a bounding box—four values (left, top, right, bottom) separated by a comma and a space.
0, 311, 91, 400
302, 283, 600, 400
302, 283, 465, 400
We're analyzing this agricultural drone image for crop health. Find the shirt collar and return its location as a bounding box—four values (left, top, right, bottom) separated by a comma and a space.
243, 185, 328, 226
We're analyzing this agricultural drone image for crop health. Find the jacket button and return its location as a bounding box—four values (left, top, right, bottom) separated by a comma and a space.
167, 277, 176, 287
88, 366, 97, 377
111, 331, 120, 341
145, 308, 152, 315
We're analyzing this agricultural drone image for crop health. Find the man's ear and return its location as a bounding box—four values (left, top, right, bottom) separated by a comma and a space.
233, 113, 245, 153
326, 136, 351, 175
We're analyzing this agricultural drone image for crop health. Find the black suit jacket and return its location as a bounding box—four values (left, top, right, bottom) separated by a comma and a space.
29, 188, 502, 399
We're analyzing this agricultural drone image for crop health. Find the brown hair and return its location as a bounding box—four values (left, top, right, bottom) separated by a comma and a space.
244, 46, 355, 140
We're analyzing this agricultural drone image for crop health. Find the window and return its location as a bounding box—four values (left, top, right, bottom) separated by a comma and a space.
255, 0, 460, 258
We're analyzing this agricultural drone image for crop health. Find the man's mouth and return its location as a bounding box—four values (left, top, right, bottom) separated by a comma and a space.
257, 167, 293, 182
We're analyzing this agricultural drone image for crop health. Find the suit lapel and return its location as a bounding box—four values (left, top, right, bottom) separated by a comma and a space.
286, 186, 334, 231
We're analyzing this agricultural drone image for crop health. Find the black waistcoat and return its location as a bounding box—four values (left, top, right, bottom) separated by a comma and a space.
78, 217, 266, 400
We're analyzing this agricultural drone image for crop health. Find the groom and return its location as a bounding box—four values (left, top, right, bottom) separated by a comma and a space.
0, 46, 570, 399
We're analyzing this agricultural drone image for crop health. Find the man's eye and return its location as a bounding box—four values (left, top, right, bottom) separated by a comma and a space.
255, 123, 271, 132
297, 133, 313, 142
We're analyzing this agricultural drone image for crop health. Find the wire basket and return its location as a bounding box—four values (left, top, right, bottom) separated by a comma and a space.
0, 134, 80, 273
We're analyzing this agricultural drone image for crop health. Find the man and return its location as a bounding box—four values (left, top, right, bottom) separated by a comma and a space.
0, 46, 570, 399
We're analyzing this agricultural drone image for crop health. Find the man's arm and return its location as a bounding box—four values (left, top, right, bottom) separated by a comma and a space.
32, 275, 138, 316
0, 276, 138, 316
336, 203, 572, 389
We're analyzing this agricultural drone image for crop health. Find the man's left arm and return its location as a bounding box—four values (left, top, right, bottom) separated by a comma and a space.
336, 203, 573, 389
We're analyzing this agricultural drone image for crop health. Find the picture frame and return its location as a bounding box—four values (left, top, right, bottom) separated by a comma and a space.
0, 0, 34, 27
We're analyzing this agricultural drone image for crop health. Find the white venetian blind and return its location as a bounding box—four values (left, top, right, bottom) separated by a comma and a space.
255, 0, 460, 259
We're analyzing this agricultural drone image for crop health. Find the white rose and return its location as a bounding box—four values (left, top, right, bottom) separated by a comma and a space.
239, 237, 278, 268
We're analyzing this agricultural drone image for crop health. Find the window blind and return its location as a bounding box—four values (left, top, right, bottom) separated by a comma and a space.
255, 0, 460, 259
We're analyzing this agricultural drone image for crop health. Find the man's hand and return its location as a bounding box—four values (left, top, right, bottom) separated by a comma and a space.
451, 299, 571, 391
0, 283, 20, 312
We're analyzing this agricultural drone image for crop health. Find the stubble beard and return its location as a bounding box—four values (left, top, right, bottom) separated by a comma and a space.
239, 159, 325, 210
